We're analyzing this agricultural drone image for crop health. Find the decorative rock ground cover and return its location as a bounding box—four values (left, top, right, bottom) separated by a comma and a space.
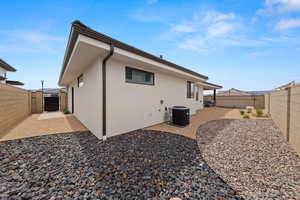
0, 130, 241, 200
197, 119, 300, 200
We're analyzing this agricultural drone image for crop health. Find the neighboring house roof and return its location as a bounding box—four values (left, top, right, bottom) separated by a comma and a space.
217, 88, 251, 96
246, 90, 272, 95
6, 80, 24, 86
217, 88, 271, 96
43, 88, 66, 94
59, 20, 208, 84
275, 81, 296, 90
201, 81, 222, 90
31, 88, 67, 93
0, 59, 17, 72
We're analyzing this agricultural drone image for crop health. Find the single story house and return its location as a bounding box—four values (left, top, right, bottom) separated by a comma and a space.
0, 59, 24, 86
217, 88, 272, 96
275, 81, 297, 90
58, 20, 221, 139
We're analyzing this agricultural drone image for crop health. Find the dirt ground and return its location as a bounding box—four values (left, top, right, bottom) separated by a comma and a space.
144, 107, 268, 139
0, 112, 87, 141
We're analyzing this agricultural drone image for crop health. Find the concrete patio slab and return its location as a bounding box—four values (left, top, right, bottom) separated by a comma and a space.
0, 113, 87, 141
144, 107, 243, 139
37, 111, 65, 120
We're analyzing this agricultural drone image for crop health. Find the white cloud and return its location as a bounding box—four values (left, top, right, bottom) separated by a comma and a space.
167, 10, 245, 51
202, 11, 235, 23
207, 22, 235, 37
171, 24, 195, 33
275, 18, 300, 30
0, 30, 63, 53
266, 0, 300, 12
258, 0, 300, 15
147, 0, 158, 4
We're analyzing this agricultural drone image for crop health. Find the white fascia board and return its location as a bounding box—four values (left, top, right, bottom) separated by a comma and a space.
197, 82, 222, 90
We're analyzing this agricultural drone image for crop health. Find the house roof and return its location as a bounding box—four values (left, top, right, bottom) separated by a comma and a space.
6, 80, 24, 86
59, 20, 208, 84
0, 59, 17, 72
217, 88, 271, 96
217, 88, 250, 96
200, 81, 222, 90
275, 81, 295, 90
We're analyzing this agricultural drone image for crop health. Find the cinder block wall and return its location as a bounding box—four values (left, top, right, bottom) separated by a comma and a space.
265, 86, 300, 155
204, 95, 265, 109
59, 91, 68, 112
269, 90, 288, 139
289, 86, 300, 154
0, 83, 31, 134
31, 91, 43, 113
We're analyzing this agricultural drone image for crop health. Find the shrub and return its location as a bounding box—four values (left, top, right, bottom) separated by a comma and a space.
243, 114, 250, 119
240, 110, 245, 115
63, 108, 71, 114
256, 109, 264, 117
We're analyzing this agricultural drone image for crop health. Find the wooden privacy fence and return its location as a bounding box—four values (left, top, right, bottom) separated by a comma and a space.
0, 83, 31, 134
204, 95, 265, 109
265, 85, 300, 155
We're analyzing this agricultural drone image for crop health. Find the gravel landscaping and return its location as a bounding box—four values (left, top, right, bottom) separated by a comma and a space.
0, 130, 241, 200
197, 119, 300, 200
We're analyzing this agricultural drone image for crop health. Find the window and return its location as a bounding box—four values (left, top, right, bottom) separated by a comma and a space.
125, 67, 154, 85
187, 81, 195, 99
77, 74, 84, 88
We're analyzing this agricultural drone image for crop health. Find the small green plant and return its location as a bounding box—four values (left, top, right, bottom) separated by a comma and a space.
240, 110, 245, 115
256, 109, 264, 117
243, 114, 250, 119
63, 108, 70, 114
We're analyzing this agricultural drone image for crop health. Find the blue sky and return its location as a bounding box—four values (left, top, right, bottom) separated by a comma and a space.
1, 0, 300, 91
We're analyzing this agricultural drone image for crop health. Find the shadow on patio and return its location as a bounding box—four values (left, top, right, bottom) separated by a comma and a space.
144, 107, 243, 139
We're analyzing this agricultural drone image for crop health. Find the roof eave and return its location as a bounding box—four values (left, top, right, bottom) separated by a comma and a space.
59, 20, 208, 85
0, 59, 17, 72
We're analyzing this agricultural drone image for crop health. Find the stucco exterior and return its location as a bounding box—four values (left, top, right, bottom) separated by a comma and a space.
0, 67, 6, 77
106, 59, 203, 137
61, 22, 220, 140
67, 55, 204, 139
67, 57, 102, 138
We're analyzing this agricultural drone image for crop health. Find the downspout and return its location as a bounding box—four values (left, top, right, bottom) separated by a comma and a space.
102, 43, 114, 141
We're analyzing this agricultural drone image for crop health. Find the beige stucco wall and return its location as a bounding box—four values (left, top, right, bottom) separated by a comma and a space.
67, 56, 204, 139
0, 83, 31, 134
269, 90, 289, 139
106, 59, 203, 137
31, 91, 43, 113
289, 86, 300, 154
265, 86, 300, 155
67, 57, 102, 138
204, 95, 265, 109
59, 91, 68, 112
0, 67, 7, 77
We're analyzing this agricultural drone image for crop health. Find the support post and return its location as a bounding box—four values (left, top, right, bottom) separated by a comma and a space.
213, 89, 216, 106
